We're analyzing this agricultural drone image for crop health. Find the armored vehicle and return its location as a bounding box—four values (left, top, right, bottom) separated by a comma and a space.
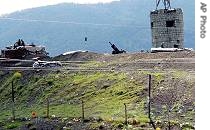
1, 39, 48, 59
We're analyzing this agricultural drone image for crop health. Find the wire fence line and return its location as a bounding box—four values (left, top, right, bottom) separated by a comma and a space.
0, 97, 194, 123
0, 98, 147, 123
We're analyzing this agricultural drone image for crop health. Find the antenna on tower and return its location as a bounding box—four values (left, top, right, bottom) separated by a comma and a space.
156, 0, 171, 10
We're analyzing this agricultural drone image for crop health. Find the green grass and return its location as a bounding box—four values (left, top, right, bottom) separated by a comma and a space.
0, 69, 194, 128
47, 104, 81, 118
80, 61, 106, 68
3, 120, 22, 129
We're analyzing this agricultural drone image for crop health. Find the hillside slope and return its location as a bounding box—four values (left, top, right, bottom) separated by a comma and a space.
0, 52, 195, 129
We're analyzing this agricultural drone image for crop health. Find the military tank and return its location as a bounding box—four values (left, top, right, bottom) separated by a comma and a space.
0, 39, 49, 67
1, 39, 48, 59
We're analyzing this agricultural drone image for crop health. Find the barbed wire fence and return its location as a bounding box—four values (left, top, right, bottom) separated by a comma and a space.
0, 94, 195, 129
0, 74, 194, 129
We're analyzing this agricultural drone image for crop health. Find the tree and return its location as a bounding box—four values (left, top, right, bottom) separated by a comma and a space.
12, 72, 22, 79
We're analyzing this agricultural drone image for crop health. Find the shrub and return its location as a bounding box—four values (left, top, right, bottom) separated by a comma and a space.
5, 123, 20, 129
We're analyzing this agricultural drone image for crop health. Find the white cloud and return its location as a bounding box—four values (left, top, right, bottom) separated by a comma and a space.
0, 0, 119, 16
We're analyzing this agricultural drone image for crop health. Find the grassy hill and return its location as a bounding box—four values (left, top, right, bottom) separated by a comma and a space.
0, 52, 195, 129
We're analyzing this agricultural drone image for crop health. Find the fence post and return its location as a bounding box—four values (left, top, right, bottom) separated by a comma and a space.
124, 103, 128, 126
11, 80, 15, 121
148, 74, 151, 119
82, 100, 84, 122
148, 74, 156, 130
47, 98, 49, 118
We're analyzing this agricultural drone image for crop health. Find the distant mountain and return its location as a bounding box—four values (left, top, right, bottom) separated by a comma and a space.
0, 0, 194, 56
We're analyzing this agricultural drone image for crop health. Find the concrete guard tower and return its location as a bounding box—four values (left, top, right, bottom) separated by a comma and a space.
150, 0, 184, 48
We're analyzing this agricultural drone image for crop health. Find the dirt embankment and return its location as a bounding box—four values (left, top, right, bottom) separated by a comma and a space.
53, 51, 194, 62
54, 51, 195, 71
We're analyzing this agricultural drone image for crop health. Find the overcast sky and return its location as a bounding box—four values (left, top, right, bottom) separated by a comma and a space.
0, 0, 119, 16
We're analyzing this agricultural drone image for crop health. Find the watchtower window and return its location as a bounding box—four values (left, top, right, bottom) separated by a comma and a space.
174, 44, 179, 48
151, 22, 154, 28
166, 20, 175, 27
